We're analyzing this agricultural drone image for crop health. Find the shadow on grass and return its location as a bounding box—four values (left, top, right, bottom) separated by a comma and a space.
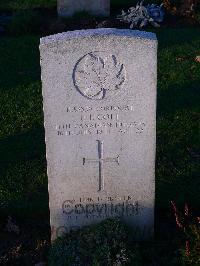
0, 125, 45, 165
157, 80, 200, 117
0, 36, 40, 91
157, 27, 200, 50
156, 80, 200, 209
0, 125, 48, 219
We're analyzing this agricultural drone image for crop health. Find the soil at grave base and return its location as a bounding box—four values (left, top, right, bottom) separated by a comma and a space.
39, 14, 200, 36
163, 14, 200, 28
0, 217, 50, 265
0, 211, 179, 265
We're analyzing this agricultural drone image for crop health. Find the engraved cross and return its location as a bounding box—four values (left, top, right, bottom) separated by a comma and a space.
83, 140, 120, 192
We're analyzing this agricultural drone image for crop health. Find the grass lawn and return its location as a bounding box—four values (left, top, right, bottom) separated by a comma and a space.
0, 27, 199, 263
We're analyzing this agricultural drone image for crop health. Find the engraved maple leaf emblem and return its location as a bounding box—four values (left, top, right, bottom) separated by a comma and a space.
73, 52, 126, 100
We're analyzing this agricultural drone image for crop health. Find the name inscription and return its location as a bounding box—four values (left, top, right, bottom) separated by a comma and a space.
56, 105, 146, 137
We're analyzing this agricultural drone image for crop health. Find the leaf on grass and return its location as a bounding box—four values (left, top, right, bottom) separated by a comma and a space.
195, 56, 200, 63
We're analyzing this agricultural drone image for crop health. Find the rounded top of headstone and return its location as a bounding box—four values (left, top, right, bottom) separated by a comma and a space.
40, 28, 157, 46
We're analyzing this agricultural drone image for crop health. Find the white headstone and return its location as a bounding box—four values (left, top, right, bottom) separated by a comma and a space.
40, 29, 157, 241
58, 0, 110, 17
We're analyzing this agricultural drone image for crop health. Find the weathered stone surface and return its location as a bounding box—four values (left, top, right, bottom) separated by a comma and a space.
40, 28, 157, 241
58, 0, 110, 17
